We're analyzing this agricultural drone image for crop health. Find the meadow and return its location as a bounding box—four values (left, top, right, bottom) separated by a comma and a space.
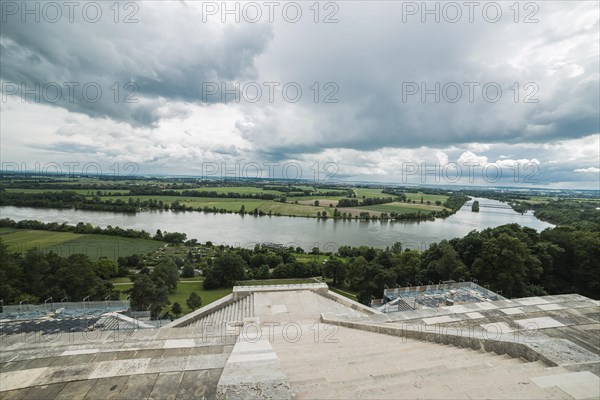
360, 202, 448, 214
1, 229, 163, 260
5, 188, 131, 195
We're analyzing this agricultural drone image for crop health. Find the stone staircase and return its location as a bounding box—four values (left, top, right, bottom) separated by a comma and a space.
313, 292, 368, 318
190, 294, 254, 328
272, 324, 594, 399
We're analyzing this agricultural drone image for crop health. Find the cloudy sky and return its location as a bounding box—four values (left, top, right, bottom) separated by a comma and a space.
1, 1, 598, 188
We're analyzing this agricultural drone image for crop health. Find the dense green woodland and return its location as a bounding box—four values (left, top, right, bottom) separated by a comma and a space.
200, 223, 599, 303
0, 241, 183, 318
0, 244, 116, 304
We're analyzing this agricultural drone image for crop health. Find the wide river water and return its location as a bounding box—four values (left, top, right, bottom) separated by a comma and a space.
0, 197, 554, 250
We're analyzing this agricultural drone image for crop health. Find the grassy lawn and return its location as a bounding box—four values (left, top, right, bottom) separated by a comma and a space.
113, 280, 232, 314
294, 253, 333, 263
236, 278, 319, 286
329, 287, 358, 301
0, 227, 19, 234
2, 229, 163, 260
167, 281, 231, 314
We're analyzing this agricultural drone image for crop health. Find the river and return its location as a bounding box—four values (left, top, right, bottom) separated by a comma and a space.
0, 197, 554, 250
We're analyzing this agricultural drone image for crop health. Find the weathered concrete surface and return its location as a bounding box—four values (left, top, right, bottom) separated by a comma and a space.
216, 325, 291, 400
0, 325, 236, 399
2, 288, 598, 400
269, 322, 590, 399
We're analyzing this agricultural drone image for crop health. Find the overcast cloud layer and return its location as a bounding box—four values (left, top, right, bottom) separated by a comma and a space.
1, 1, 598, 188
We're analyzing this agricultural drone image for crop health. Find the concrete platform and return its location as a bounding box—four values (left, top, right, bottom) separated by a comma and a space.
1, 286, 598, 400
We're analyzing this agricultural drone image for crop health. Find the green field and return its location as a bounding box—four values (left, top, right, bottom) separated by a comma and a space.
404, 192, 448, 203
2, 230, 164, 260
360, 202, 447, 214
190, 186, 269, 195
294, 253, 331, 263
1, 230, 82, 253
353, 188, 447, 202
5, 188, 130, 195
353, 188, 390, 199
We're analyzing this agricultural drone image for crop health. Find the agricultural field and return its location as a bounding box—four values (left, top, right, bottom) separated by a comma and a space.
5, 188, 131, 195
190, 186, 269, 195
1, 229, 163, 260
360, 202, 448, 214
45, 235, 164, 260
353, 188, 448, 203
257, 202, 330, 217
404, 192, 448, 203
296, 199, 339, 207
1, 230, 81, 253
353, 188, 390, 199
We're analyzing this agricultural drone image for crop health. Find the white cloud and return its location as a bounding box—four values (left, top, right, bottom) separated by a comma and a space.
457, 151, 488, 165
574, 167, 600, 173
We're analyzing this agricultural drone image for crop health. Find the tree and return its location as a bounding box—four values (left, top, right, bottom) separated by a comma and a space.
203, 252, 247, 289
314, 200, 320, 206
250, 253, 268, 268
324, 258, 347, 287
254, 264, 270, 279
171, 302, 182, 317
151, 260, 180, 292
422, 240, 468, 282
95, 258, 118, 280
181, 264, 195, 278
471, 200, 480, 212
162, 232, 187, 244
186, 292, 202, 310
0, 240, 24, 303
472, 233, 542, 297
394, 250, 421, 285
128, 273, 169, 312
272, 263, 294, 279
390, 242, 403, 254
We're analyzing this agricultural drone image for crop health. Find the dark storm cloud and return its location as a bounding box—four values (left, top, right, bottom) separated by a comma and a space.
0, 2, 274, 126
